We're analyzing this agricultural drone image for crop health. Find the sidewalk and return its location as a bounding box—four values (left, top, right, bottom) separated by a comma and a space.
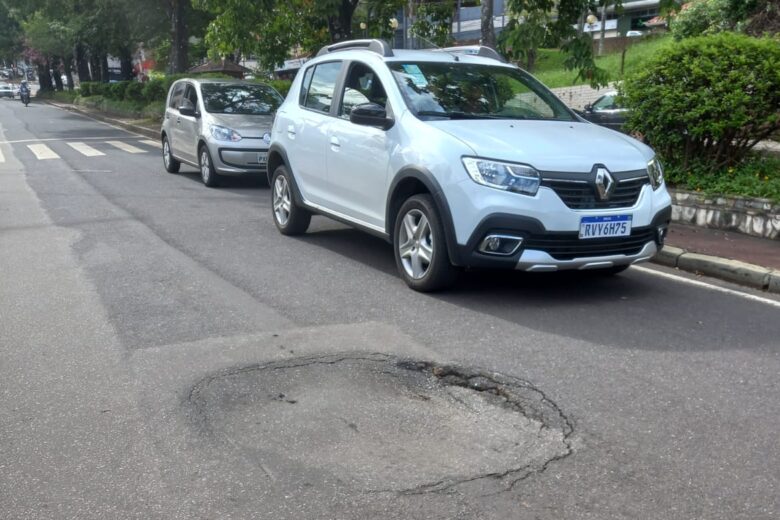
45, 99, 779, 293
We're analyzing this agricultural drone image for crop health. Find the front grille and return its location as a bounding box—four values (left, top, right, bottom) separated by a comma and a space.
524, 228, 656, 260
541, 176, 649, 210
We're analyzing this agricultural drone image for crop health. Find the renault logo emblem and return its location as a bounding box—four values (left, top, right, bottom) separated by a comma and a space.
594, 167, 615, 200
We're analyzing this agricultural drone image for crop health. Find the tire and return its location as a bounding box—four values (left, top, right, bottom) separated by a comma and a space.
199, 145, 219, 187
271, 165, 311, 235
162, 136, 180, 173
393, 194, 458, 292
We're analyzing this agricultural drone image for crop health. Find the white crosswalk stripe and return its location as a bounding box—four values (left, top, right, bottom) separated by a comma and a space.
106, 140, 145, 154
139, 139, 160, 148
67, 142, 105, 157
0, 147, 5, 163
27, 143, 60, 160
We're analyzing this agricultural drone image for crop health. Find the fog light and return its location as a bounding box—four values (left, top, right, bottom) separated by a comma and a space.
478, 234, 524, 256
657, 226, 668, 245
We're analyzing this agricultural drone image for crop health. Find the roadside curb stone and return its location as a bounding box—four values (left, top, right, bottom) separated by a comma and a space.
654, 246, 684, 268
769, 271, 780, 293
668, 251, 773, 291
44, 100, 158, 140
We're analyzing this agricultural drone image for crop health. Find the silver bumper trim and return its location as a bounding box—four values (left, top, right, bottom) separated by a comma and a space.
515, 241, 658, 272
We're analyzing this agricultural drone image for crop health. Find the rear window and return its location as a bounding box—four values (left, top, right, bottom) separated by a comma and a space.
302, 62, 342, 114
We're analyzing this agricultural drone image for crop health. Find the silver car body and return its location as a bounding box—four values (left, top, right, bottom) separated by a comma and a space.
160, 79, 282, 177
0, 83, 14, 98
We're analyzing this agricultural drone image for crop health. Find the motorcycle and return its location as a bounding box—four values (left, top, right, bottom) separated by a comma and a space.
20, 90, 30, 106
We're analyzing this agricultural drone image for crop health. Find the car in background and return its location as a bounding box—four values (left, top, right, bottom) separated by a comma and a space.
160, 79, 284, 187
626, 30, 644, 37
0, 83, 14, 98
578, 91, 628, 132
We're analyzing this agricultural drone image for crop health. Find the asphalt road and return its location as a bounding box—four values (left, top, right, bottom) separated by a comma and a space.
1, 98, 779, 520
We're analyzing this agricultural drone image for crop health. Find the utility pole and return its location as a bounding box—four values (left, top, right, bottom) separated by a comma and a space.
598, 1, 608, 56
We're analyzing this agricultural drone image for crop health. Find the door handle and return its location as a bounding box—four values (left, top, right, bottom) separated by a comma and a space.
329, 136, 340, 150
287, 124, 296, 139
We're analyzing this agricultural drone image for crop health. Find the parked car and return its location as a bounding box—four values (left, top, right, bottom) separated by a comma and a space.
0, 83, 14, 98
160, 79, 284, 187
268, 40, 671, 291
578, 91, 629, 132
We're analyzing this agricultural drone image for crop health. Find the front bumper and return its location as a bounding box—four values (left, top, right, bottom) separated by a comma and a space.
452, 205, 671, 271
208, 142, 269, 176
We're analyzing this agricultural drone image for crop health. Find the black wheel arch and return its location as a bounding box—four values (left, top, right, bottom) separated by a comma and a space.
267, 144, 305, 206
386, 167, 461, 266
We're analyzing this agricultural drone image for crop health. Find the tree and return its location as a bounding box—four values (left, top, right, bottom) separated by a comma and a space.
481, 0, 496, 49
409, 0, 456, 48
500, 0, 617, 87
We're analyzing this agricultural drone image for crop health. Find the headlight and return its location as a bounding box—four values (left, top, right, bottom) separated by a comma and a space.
647, 157, 664, 189
462, 157, 540, 196
209, 124, 242, 142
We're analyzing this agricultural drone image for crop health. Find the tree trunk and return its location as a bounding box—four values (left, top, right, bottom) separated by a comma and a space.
75, 43, 91, 82
100, 54, 109, 82
38, 61, 53, 92
64, 57, 75, 90
480, 0, 496, 49
327, 0, 359, 43
526, 48, 537, 71
90, 54, 101, 82
51, 57, 64, 91
598, 1, 608, 56
119, 46, 134, 81
169, 0, 189, 73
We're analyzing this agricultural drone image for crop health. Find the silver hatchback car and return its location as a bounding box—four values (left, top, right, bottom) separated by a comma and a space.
160, 79, 284, 187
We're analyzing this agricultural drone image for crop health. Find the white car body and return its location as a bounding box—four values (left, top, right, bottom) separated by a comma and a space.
268, 40, 672, 289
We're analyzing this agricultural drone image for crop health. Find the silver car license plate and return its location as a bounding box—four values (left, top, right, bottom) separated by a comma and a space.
579, 215, 632, 239
257, 152, 268, 164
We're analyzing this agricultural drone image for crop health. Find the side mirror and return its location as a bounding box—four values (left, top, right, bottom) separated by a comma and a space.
178, 99, 197, 117
350, 103, 393, 130
583, 103, 593, 112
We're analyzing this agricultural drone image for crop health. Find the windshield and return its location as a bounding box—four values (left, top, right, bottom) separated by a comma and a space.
388, 62, 575, 122
201, 83, 282, 115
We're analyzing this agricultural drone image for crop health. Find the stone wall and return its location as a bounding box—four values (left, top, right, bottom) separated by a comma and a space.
671, 189, 780, 240
550, 83, 615, 110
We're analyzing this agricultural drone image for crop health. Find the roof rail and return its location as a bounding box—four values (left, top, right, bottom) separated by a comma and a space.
316, 39, 394, 58
438, 46, 507, 63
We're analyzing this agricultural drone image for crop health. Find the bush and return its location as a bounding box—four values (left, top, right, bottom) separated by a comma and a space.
622, 32, 780, 173
267, 79, 292, 97
108, 81, 130, 100
124, 81, 145, 102
79, 81, 99, 96
142, 79, 166, 102
666, 155, 780, 202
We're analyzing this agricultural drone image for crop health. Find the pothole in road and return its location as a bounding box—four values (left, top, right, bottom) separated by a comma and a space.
188, 353, 573, 494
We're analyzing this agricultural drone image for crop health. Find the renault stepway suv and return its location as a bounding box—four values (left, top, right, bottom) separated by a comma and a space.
161, 79, 284, 186
268, 40, 672, 291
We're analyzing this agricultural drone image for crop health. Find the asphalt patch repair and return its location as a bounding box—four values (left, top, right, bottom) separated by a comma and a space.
188, 353, 573, 495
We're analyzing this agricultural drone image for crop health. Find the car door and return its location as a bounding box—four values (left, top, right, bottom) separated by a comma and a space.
285, 61, 343, 206
325, 61, 393, 229
165, 81, 186, 157
588, 94, 626, 131
173, 83, 200, 164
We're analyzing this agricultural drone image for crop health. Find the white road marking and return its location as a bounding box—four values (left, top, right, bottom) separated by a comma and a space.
67, 142, 105, 157
139, 139, 160, 148
106, 140, 145, 154
0, 137, 139, 144
633, 265, 780, 309
27, 143, 60, 160
0, 146, 5, 163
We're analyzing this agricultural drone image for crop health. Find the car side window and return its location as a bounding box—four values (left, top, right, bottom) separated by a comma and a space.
298, 66, 315, 106
303, 61, 342, 114
338, 63, 388, 120
183, 84, 199, 110
592, 95, 617, 111
169, 82, 185, 109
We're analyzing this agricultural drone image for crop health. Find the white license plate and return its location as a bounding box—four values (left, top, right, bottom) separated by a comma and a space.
257, 152, 268, 164
579, 215, 632, 239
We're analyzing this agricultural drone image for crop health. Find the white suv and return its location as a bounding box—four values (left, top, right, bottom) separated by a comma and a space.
268, 40, 672, 291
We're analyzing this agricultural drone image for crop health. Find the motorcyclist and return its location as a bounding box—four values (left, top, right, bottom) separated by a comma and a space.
19, 80, 30, 105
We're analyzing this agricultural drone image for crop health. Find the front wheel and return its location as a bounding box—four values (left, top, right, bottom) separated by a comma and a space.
393, 194, 457, 292
199, 146, 219, 187
271, 165, 311, 235
162, 136, 180, 173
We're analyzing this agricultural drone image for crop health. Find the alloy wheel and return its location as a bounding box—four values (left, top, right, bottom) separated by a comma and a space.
273, 175, 292, 226
200, 150, 210, 183
398, 209, 433, 280
163, 140, 171, 169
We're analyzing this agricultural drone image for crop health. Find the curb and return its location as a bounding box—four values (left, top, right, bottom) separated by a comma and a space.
44, 100, 159, 140
653, 246, 780, 293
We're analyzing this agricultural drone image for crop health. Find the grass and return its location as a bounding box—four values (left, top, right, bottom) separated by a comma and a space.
531, 34, 674, 88
666, 155, 780, 203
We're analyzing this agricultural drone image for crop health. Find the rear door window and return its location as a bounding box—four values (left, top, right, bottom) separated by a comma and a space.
302, 61, 342, 114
